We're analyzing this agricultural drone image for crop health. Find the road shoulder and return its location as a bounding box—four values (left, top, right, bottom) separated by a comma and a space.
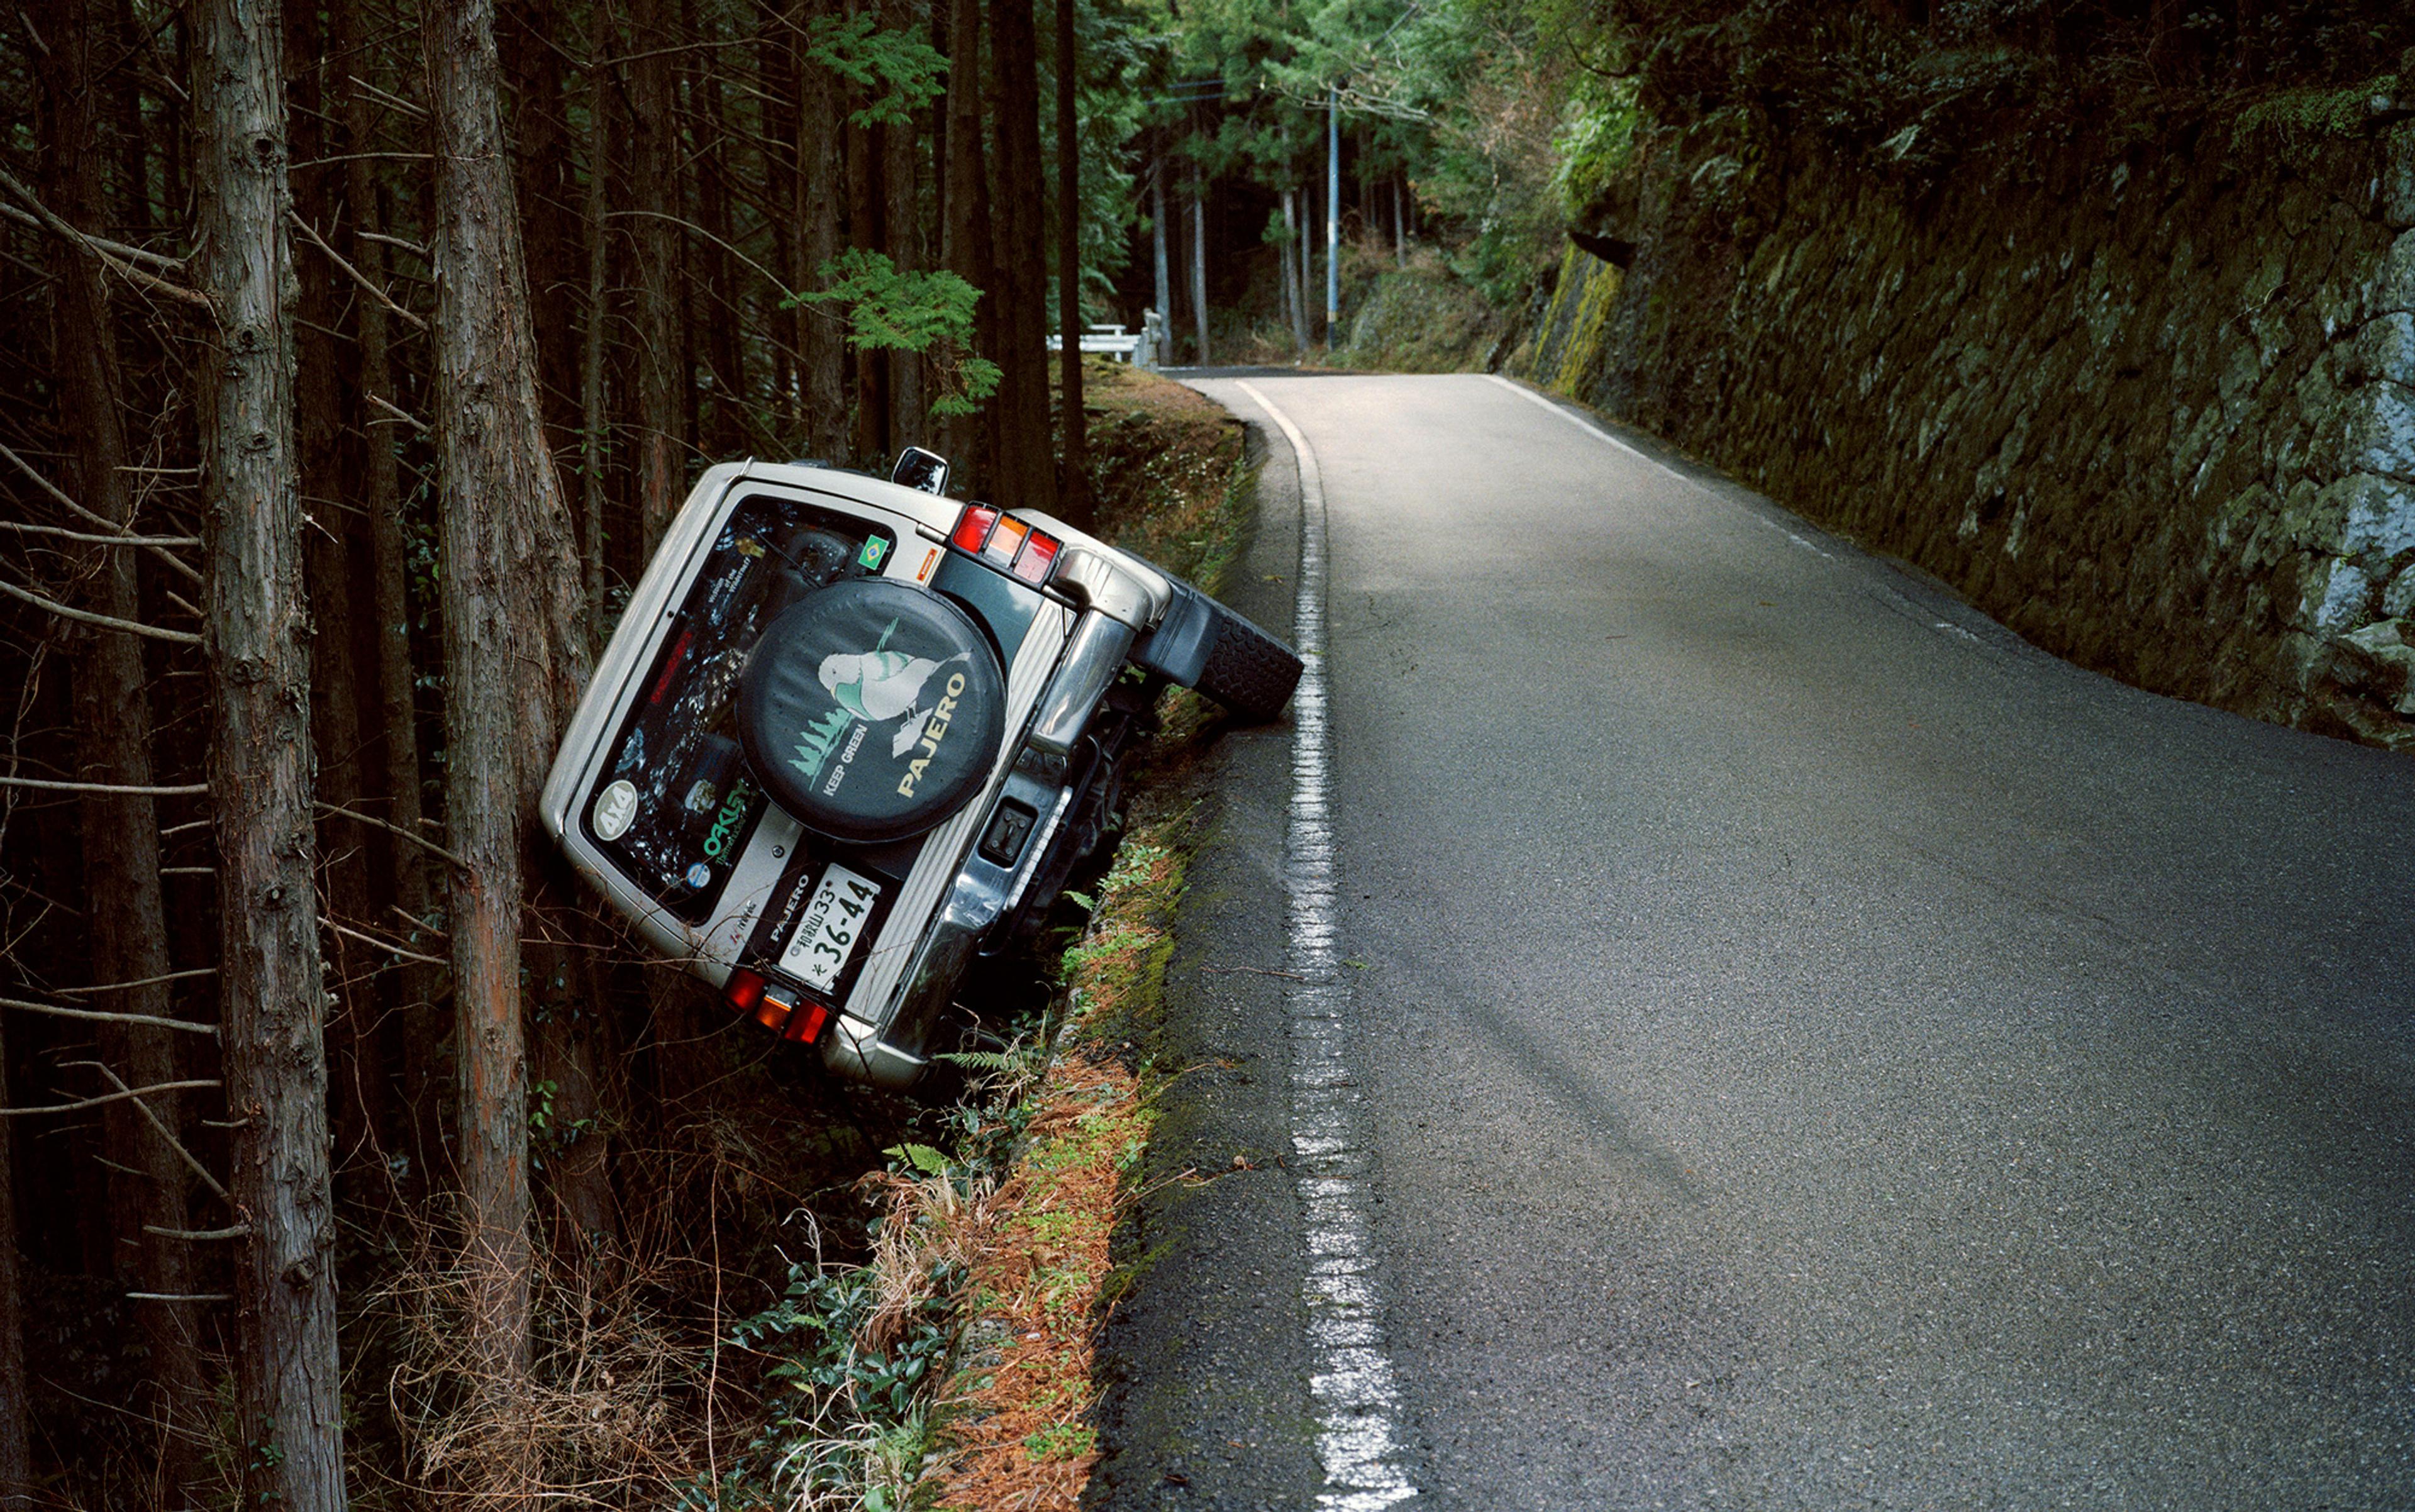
1085, 415, 1323, 1509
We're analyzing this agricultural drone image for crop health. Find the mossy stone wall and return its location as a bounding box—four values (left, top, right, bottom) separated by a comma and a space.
1524, 111, 2415, 750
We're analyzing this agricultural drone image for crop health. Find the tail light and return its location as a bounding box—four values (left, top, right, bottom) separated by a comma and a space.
723, 967, 828, 1043
1012, 531, 1060, 584
782, 1001, 830, 1043
949, 503, 1062, 587
983, 514, 1030, 568
950, 504, 999, 553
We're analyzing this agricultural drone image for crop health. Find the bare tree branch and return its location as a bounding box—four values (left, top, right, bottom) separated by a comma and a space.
142, 1226, 252, 1242
611, 207, 801, 301
0, 994, 220, 1037
72, 1063, 232, 1204
0, 201, 185, 270
316, 801, 468, 868
0, 574, 204, 646
0, 165, 212, 308
323, 917, 447, 967
0, 438, 206, 585
0, 520, 202, 548
0, 775, 209, 796
55, 968, 218, 996
365, 392, 428, 432
0, 1080, 219, 1117
286, 210, 428, 331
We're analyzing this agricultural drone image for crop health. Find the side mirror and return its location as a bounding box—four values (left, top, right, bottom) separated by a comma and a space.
891, 447, 951, 496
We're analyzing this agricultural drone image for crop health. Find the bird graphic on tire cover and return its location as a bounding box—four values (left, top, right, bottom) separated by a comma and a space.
818, 618, 974, 758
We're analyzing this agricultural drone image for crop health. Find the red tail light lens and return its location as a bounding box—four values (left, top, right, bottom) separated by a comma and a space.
782, 1001, 830, 1043
1012, 530, 1060, 584
951, 504, 999, 553
724, 968, 767, 1014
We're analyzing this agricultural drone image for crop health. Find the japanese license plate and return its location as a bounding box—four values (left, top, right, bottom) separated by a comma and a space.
779, 862, 881, 992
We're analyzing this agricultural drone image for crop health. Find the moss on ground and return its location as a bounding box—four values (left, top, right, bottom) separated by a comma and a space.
914, 367, 1260, 1511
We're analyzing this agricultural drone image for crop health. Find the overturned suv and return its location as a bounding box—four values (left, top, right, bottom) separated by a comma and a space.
540, 452, 1301, 1092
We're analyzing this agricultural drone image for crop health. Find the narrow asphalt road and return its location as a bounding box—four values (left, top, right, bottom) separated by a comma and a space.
1105, 372, 2415, 1510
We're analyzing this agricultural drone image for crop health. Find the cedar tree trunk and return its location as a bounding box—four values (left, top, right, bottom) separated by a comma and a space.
938, 0, 994, 485
986, 0, 1052, 512
425, 0, 594, 1495
1052, 0, 1089, 525
40, 1, 205, 1491
194, 0, 349, 1505
336, 0, 445, 1195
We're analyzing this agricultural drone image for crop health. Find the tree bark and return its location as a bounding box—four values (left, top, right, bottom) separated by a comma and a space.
1282, 186, 1307, 355
938, 0, 994, 486
987, 0, 1053, 512
506, 0, 587, 459
796, 0, 848, 466
1052, 0, 1089, 526
689, 0, 749, 459
336, 0, 445, 1198
1299, 176, 1314, 347
194, 0, 348, 1504
288, 0, 382, 1216
628, 0, 686, 553
581, 3, 616, 640
425, 0, 597, 1495
846, 89, 889, 466
40, 5, 206, 1498
884, 0, 925, 450
0, 1016, 30, 1512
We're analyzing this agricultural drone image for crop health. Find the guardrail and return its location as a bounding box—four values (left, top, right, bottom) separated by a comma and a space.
1050, 311, 1166, 370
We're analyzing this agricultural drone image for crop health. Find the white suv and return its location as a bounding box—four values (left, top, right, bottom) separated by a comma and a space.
540, 453, 1299, 1092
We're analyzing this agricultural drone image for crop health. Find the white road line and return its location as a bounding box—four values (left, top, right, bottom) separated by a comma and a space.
1748, 512, 1837, 560
1487, 372, 1692, 487
1235, 379, 1421, 1512
1490, 376, 1857, 568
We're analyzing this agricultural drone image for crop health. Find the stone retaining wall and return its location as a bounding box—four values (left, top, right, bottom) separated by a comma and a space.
1521, 102, 2415, 750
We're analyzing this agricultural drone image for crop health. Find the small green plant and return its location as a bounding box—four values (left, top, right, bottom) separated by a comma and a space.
884, 1142, 950, 1178
1023, 1423, 1097, 1462
691, 1255, 963, 1508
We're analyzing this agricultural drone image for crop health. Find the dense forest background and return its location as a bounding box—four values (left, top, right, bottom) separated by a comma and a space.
1, 0, 2411, 1507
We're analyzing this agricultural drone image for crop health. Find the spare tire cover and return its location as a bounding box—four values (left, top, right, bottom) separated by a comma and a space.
737, 579, 1007, 843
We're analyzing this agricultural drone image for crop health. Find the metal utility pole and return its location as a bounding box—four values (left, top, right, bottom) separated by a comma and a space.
1326, 85, 1340, 333
1152, 158, 1171, 350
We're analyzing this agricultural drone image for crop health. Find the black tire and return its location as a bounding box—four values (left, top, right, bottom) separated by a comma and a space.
1193, 604, 1303, 721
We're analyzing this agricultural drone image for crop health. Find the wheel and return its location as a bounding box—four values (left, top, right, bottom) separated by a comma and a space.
736, 578, 1006, 843
1132, 579, 1303, 722
1192, 606, 1302, 721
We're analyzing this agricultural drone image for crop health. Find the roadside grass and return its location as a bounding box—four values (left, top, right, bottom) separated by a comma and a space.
921, 764, 1200, 1511
704, 363, 1253, 1511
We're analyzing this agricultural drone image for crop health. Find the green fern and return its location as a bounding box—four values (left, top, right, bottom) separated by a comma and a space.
933, 1049, 1023, 1072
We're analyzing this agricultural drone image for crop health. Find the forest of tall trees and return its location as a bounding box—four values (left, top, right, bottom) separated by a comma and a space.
3, 0, 2410, 1504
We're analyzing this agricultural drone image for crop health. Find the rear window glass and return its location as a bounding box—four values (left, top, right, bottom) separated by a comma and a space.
580, 494, 896, 922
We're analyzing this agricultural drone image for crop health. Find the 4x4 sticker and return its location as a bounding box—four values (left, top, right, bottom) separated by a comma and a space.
591, 779, 639, 841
